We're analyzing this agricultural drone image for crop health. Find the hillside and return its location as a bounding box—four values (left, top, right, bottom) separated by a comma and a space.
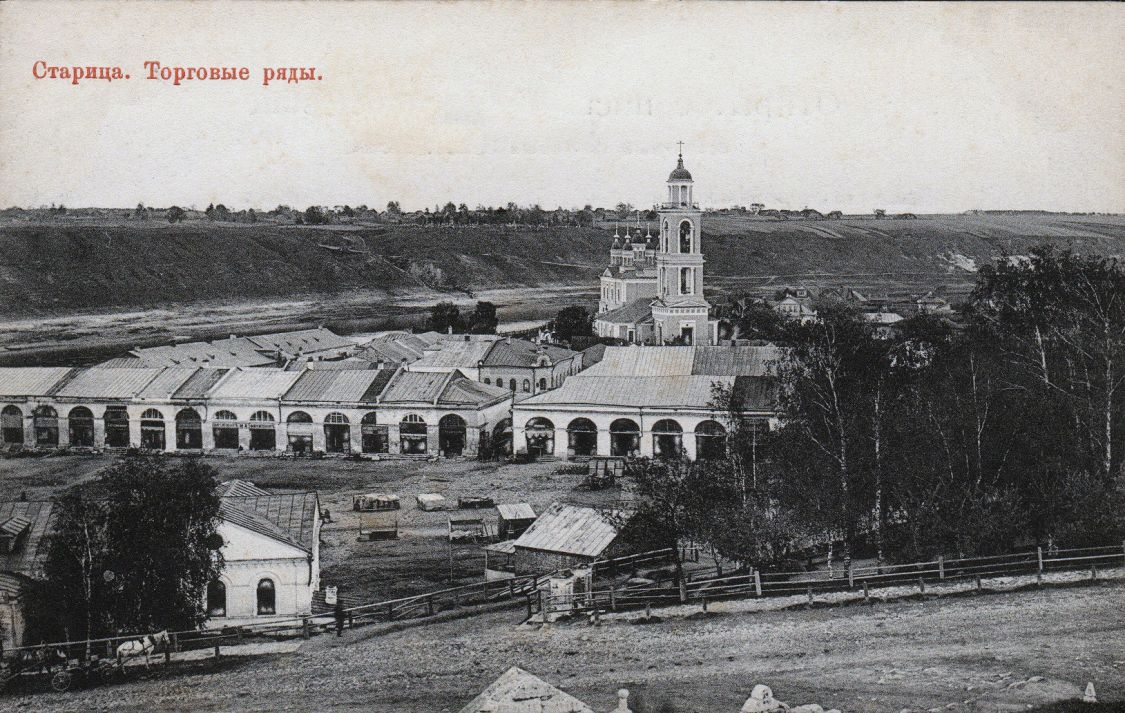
1, 214, 1123, 319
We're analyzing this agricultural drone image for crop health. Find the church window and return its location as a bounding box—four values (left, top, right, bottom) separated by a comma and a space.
679, 220, 692, 253
680, 268, 693, 295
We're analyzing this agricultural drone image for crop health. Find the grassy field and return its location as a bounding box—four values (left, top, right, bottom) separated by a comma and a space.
1, 572, 1120, 712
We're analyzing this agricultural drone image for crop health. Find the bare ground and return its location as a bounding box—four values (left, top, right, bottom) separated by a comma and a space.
1, 577, 1120, 713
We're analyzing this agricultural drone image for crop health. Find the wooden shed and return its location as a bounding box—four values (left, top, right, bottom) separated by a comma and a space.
496, 502, 536, 540
510, 502, 631, 575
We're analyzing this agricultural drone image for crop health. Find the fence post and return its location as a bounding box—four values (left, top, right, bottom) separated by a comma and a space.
938, 556, 944, 581
918, 577, 925, 595
847, 565, 854, 589
975, 575, 982, 592
106, 640, 113, 659
214, 639, 221, 660
386, 603, 394, 621
862, 580, 869, 601
610, 587, 617, 612
1090, 565, 1097, 581
235, 628, 242, 645
302, 617, 310, 639
754, 570, 762, 598
427, 595, 435, 616
538, 589, 545, 619
806, 586, 813, 607
1037, 546, 1044, 573
701, 597, 707, 613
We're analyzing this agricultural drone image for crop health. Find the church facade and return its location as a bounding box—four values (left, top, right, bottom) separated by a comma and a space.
593, 152, 718, 346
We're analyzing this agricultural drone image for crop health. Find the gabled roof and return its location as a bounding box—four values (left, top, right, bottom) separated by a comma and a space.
579, 343, 607, 368
172, 368, 230, 399
216, 479, 272, 498
595, 297, 654, 325
128, 338, 276, 368
580, 345, 780, 378
0, 501, 54, 579
408, 339, 496, 370
0, 368, 74, 398
439, 374, 510, 406
513, 502, 625, 559
219, 491, 319, 554
135, 367, 201, 399
246, 328, 353, 355
496, 503, 536, 521
458, 666, 595, 713
378, 370, 509, 407
519, 375, 733, 409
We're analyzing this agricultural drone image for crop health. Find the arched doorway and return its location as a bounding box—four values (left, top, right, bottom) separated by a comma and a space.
212, 410, 239, 450
286, 411, 313, 453
1, 405, 23, 445
609, 418, 640, 457
140, 408, 166, 450
248, 411, 276, 450
32, 405, 59, 447
438, 414, 467, 457
566, 418, 597, 457
524, 417, 554, 457
695, 420, 727, 460
651, 419, 683, 458
175, 408, 203, 449
361, 412, 387, 454
400, 414, 427, 454
323, 412, 350, 454
104, 406, 130, 448
256, 578, 275, 615
68, 406, 95, 448
491, 418, 512, 457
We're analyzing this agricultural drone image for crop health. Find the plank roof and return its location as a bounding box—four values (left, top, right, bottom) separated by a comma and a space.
135, 367, 201, 399
513, 502, 624, 559
595, 297, 654, 325
496, 503, 536, 521
409, 339, 496, 370
482, 339, 577, 368
581, 345, 780, 377
129, 338, 275, 368
0, 368, 74, 398
458, 666, 594, 713
439, 374, 510, 406
0, 501, 55, 579
246, 328, 353, 355
172, 368, 230, 399
519, 375, 731, 409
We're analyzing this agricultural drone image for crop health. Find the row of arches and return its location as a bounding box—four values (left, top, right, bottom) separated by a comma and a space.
522, 417, 727, 459
0, 405, 470, 457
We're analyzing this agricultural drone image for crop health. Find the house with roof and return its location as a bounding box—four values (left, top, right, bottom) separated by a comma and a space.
124, 328, 356, 369
404, 334, 583, 399
0, 501, 54, 650
511, 345, 779, 460
510, 502, 632, 575
206, 480, 322, 626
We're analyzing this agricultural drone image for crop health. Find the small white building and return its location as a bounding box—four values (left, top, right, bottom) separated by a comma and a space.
207, 480, 322, 627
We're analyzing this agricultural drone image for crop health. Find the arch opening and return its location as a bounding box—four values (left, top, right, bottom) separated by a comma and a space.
1, 405, 23, 446
566, 417, 597, 458
651, 419, 683, 459
175, 408, 203, 450
140, 408, 166, 451
695, 420, 727, 460
68, 406, 95, 448
400, 414, 427, 455
524, 417, 555, 457
212, 409, 239, 450
609, 418, 640, 457
438, 414, 467, 457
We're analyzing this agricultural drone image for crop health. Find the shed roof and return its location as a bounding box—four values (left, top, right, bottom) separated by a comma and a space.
0, 368, 74, 398
496, 503, 536, 521
458, 666, 594, 713
207, 369, 303, 400
52, 368, 163, 399
0, 501, 55, 579
513, 502, 624, 559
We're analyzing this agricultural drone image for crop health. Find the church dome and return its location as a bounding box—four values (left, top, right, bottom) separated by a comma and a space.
668, 154, 692, 181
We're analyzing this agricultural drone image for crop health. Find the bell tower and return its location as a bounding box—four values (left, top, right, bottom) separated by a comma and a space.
652, 146, 712, 344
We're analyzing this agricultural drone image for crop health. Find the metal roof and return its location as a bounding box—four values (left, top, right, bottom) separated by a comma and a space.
513, 502, 624, 559
52, 368, 163, 399
135, 367, 200, 399
207, 369, 303, 400
282, 369, 382, 404
172, 368, 230, 399
458, 667, 594, 713
379, 370, 449, 403
129, 338, 275, 368
0, 368, 74, 398
482, 339, 576, 368
220, 491, 319, 553
439, 374, 510, 406
216, 479, 272, 498
409, 339, 495, 370
246, 328, 353, 355
595, 297, 654, 325
496, 503, 536, 521
580, 345, 780, 377
520, 375, 732, 409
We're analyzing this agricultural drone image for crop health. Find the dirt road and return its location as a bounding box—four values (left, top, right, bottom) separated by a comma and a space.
3, 577, 1120, 712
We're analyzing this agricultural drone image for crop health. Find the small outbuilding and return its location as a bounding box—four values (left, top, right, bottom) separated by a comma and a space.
510, 502, 632, 575
496, 503, 536, 540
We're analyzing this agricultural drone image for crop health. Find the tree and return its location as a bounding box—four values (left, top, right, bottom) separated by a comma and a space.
386, 200, 401, 215
42, 456, 223, 640
304, 206, 326, 225
873, 209, 886, 219
468, 301, 499, 335
552, 305, 593, 343
729, 298, 789, 342
134, 203, 147, 220
426, 301, 463, 334
248, 208, 258, 223
166, 206, 187, 223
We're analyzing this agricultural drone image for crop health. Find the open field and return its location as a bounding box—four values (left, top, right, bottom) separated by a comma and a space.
2, 213, 1123, 365
1, 573, 1120, 712
0, 453, 621, 602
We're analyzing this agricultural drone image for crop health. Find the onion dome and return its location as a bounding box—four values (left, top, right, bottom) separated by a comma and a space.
612, 237, 621, 249
668, 153, 692, 181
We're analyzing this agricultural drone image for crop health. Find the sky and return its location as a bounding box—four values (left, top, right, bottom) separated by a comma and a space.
0, 2, 1122, 214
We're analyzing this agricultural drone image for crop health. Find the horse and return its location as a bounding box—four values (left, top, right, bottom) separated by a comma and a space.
116, 631, 169, 669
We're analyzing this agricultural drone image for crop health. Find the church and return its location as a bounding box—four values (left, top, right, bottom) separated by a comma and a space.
594, 151, 718, 346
